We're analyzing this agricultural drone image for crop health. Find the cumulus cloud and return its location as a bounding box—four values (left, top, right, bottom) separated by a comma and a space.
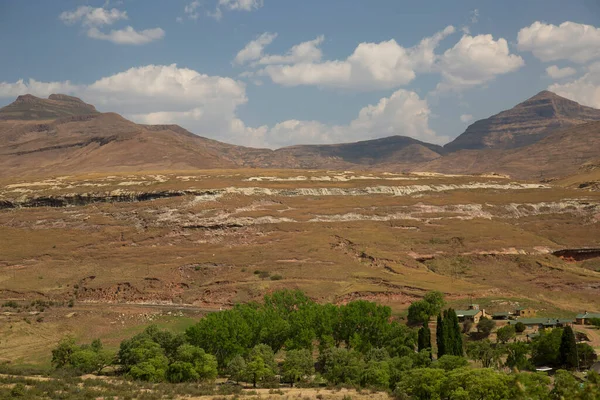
87, 26, 165, 45
256, 35, 324, 65
60, 5, 163, 45
59, 6, 127, 26
460, 114, 474, 123
435, 34, 524, 91
517, 21, 600, 63
211, 0, 264, 20
234, 32, 278, 65
548, 62, 600, 108
546, 65, 577, 79
261, 89, 446, 148
252, 26, 455, 90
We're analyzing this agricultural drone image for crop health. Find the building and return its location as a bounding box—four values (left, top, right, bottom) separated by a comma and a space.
456, 304, 487, 323
575, 311, 600, 325
515, 307, 536, 318
492, 312, 511, 320
508, 318, 574, 330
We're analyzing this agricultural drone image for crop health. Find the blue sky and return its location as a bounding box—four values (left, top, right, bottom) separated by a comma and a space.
1, 1, 600, 148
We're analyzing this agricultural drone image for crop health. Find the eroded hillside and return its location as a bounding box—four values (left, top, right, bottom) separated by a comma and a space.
1, 169, 600, 363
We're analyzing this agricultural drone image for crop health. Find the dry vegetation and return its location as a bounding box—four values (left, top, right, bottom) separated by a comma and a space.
1, 169, 600, 365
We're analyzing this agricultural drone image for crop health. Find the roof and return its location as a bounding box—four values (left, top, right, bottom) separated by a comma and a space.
575, 312, 600, 319
456, 309, 481, 317
508, 318, 574, 326
536, 367, 553, 372
492, 312, 510, 317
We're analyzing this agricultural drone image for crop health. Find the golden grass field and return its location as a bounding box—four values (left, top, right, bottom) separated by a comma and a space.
1, 169, 599, 365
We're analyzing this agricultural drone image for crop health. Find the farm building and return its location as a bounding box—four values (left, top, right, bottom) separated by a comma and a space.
575, 312, 600, 325
515, 307, 536, 318
456, 304, 488, 323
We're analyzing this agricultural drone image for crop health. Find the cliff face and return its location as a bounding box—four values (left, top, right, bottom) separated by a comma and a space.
445, 91, 600, 151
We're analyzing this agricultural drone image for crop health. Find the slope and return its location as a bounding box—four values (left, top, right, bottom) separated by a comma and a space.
445, 91, 600, 151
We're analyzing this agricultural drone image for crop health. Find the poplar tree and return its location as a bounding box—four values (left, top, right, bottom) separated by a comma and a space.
418, 322, 431, 354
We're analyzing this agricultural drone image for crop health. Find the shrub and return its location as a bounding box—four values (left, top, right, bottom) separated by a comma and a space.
2, 301, 19, 308
514, 322, 526, 333
270, 274, 283, 281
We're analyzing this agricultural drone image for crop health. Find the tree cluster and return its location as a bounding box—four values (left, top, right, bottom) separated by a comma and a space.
436, 308, 463, 358
51, 337, 113, 374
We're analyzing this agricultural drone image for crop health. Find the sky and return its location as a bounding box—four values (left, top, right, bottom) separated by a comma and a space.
1, 1, 600, 149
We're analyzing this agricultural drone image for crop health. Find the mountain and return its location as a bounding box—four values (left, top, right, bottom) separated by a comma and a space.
445, 91, 600, 152
1, 91, 600, 180
0, 94, 446, 177
0, 94, 99, 120
269, 136, 445, 169
0, 95, 274, 177
420, 121, 600, 179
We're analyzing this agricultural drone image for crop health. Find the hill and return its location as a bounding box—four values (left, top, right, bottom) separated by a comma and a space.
445, 91, 600, 152
420, 121, 600, 179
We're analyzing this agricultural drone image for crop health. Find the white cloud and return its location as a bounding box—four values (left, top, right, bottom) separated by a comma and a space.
87, 26, 165, 45
184, 1, 201, 20
548, 62, 600, 108
436, 34, 524, 91
460, 114, 474, 123
234, 32, 278, 65
256, 26, 455, 90
60, 5, 163, 45
261, 89, 446, 148
211, 0, 264, 20
257, 36, 324, 65
470, 9, 479, 24
546, 65, 577, 79
517, 21, 600, 63
59, 6, 127, 26
0, 67, 444, 148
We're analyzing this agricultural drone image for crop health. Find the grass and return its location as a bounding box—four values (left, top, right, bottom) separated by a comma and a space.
1, 169, 600, 366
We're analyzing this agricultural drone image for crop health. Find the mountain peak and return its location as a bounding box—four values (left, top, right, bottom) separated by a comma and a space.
445, 90, 600, 151
0, 94, 98, 120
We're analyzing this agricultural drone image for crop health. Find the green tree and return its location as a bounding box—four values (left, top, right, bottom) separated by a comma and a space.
514, 322, 526, 333
128, 356, 169, 382
417, 322, 431, 354
244, 354, 274, 388
248, 344, 276, 372
436, 313, 445, 358
175, 344, 218, 380
51, 336, 78, 369
394, 368, 447, 400
509, 372, 550, 399
550, 369, 581, 399
321, 347, 362, 385
407, 291, 445, 324
559, 326, 578, 369
165, 361, 199, 383
442, 368, 511, 400
477, 317, 496, 338
281, 349, 314, 387
70, 348, 113, 374
466, 340, 502, 369
433, 355, 469, 371
185, 309, 253, 367
447, 309, 463, 356
505, 341, 532, 371
576, 342, 597, 369
530, 328, 562, 367
496, 325, 516, 344
226, 355, 246, 383
361, 360, 390, 389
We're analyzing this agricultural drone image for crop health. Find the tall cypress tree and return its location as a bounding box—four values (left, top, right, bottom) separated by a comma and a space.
436, 313, 445, 358
559, 326, 578, 369
418, 321, 432, 355
448, 309, 463, 356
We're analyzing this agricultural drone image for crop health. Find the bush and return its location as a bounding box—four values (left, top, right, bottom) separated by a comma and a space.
2, 301, 19, 308
10, 383, 27, 397
476, 318, 496, 337
270, 274, 283, 281
514, 322, 526, 333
